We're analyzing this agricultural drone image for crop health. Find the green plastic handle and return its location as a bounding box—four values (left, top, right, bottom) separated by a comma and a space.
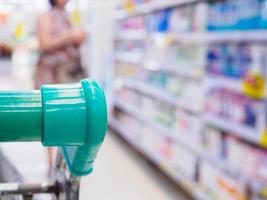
0, 79, 107, 176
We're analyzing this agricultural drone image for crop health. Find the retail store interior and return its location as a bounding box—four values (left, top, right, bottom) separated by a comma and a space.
1, 0, 267, 199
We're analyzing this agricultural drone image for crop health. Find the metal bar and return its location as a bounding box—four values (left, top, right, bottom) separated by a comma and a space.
0, 183, 58, 196
0, 91, 42, 142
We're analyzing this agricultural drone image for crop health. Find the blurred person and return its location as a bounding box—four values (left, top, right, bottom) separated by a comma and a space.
35, 0, 86, 88
35, 0, 87, 176
0, 43, 13, 58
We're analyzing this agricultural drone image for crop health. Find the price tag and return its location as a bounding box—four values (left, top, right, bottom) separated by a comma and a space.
71, 8, 82, 26
14, 22, 25, 41
242, 73, 265, 99
123, 1, 136, 13
154, 33, 172, 48
260, 129, 267, 148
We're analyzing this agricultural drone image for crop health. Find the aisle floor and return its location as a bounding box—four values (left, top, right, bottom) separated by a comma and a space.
80, 132, 191, 200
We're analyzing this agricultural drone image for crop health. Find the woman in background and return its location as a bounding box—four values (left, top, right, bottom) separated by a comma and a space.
36, 0, 86, 175
35, 0, 86, 88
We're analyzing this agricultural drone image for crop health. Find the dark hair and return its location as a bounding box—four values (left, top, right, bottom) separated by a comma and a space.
49, 0, 57, 7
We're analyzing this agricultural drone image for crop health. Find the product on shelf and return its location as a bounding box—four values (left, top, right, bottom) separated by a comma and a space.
206, 43, 267, 79
171, 143, 198, 181
169, 3, 208, 33
207, 0, 267, 31
202, 126, 225, 160
115, 111, 142, 141
174, 110, 202, 148
147, 9, 171, 33
141, 125, 162, 156
199, 160, 247, 200
225, 136, 267, 184
154, 102, 175, 128
225, 136, 250, 173
116, 64, 203, 110
170, 42, 205, 70
116, 0, 150, 10
117, 15, 146, 33
205, 88, 260, 127
207, 42, 252, 78
116, 87, 140, 107
169, 5, 193, 33
116, 40, 144, 54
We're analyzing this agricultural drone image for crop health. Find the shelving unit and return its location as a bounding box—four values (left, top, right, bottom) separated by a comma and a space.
116, 0, 202, 20
108, 117, 204, 199
113, 99, 248, 179
207, 31, 267, 42
204, 75, 244, 93
111, 100, 252, 200
121, 77, 201, 113
115, 52, 143, 64
111, 0, 267, 199
115, 30, 147, 40
203, 113, 261, 144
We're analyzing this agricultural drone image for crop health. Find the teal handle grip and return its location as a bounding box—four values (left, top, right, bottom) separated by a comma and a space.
0, 79, 107, 176
0, 91, 42, 142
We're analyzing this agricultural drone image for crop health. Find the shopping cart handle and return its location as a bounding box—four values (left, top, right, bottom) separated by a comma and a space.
0, 79, 107, 176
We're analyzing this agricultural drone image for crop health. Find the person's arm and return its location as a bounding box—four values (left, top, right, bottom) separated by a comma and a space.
72, 28, 87, 47
37, 13, 73, 52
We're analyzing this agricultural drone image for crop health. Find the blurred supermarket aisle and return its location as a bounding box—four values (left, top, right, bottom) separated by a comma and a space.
0, 51, 34, 90
2, 0, 267, 200
80, 133, 190, 200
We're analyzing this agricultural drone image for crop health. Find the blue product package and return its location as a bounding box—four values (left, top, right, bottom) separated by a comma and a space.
208, 0, 262, 31
235, 0, 261, 30
219, 44, 228, 75
238, 43, 252, 77
226, 44, 236, 77
147, 12, 159, 33
244, 100, 257, 127
260, 0, 267, 29
157, 9, 171, 32
207, 46, 220, 74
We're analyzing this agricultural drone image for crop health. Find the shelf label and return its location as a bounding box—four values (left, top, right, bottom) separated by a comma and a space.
260, 129, 267, 148
14, 21, 26, 41
71, 8, 82, 26
123, 1, 136, 13
242, 73, 265, 99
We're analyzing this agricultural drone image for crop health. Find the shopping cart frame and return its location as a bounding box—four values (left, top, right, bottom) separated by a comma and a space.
0, 149, 80, 200
0, 79, 107, 200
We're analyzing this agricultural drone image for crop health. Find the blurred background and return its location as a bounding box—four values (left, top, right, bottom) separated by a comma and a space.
1, 0, 267, 200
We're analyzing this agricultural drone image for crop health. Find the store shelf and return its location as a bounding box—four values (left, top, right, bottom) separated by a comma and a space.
115, 30, 147, 40
115, 52, 143, 64
207, 31, 267, 42
122, 78, 201, 113
109, 113, 247, 199
115, 30, 267, 43
114, 99, 205, 157
123, 78, 177, 105
143, 60, 204, 79
150, 31, 267, 43
114, 99, 247, 179
108, 117, 202, 199
114, 99, 176, 141
203, 113, 259, 144
149, 32, 206, 43
113, 2, 267, 199
205, 75, 267, 101
116, 0, 202, 20
204, 75, 243, 94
